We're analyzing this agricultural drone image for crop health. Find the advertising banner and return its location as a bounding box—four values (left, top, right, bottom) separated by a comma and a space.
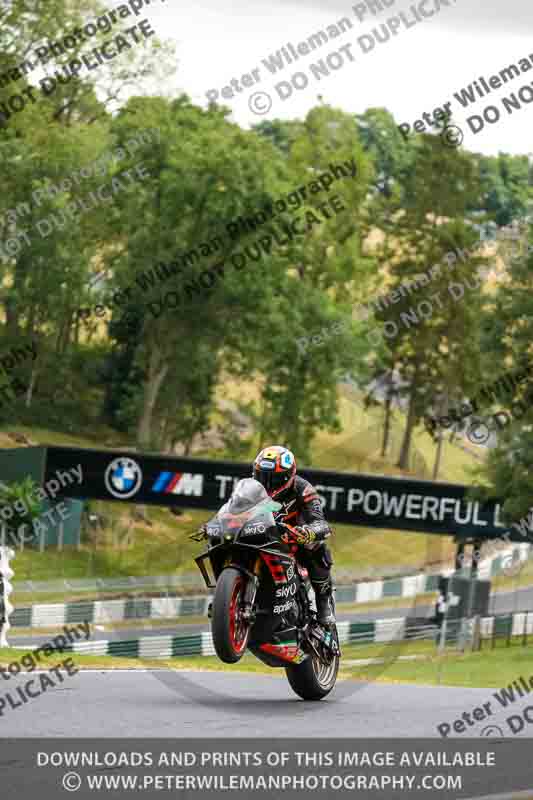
42, 446, 532, 542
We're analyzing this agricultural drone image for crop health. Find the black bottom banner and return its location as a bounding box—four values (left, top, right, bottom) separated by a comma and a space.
1, 738, 531, 799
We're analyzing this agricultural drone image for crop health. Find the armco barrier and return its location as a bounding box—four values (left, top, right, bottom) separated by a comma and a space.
10, 594, 211, 628
43, 611, 529, 660
11, 564, 418, 596
11, 580, 431, 627
12, 541, 530, 629
51, 618, 439, 659
13, 573, 207, 595
14, 540, 527, 601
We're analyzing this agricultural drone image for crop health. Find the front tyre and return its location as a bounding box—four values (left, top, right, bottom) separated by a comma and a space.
212, 567, 251, 664
285, 628, 339, 700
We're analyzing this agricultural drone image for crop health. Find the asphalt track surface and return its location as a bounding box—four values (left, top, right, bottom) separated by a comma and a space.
2, 667, 532, 740
5, 595, 533, 798
3, 673, 533, 798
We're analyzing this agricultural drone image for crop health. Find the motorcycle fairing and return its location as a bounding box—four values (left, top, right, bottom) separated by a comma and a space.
248, 624, 309, 667
248, 559, 312, 668
260, 551, 291, 584
258, 642, 307, 665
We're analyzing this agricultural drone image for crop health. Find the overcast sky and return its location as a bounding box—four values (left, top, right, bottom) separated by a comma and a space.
146, 0, 533, 157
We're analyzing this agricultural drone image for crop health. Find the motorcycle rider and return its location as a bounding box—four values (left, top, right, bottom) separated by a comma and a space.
252, 445, 336, 627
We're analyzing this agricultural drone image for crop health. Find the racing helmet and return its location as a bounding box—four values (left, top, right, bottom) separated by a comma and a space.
252, 445, 296, 500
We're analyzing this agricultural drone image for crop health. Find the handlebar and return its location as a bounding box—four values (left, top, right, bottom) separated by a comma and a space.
189, 525, 207, 542
189, 519, 298, 544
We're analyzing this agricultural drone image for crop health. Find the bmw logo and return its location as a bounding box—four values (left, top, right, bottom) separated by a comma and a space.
104, 457, 143, 500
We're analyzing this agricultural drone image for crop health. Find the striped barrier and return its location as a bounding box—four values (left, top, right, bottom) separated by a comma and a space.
478, 611, 533, 640
11, 582, 431, 627
8, 570, 448, 627
10, 542, 530, 628
10, 594, 212, 628
45, 611, 530, 660
51, 617, 438, 659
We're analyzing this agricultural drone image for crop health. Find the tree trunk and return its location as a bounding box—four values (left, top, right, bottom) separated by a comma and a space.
257, 395, 267, 452
56, 316, 72, 356
3, 296, 18, 336
396, 364, 420, 470
137, 345, 169, 448
25, 365, 38, 408
381, 370, 394, 458
432, 388, 450, 477
432, 431, 444, 480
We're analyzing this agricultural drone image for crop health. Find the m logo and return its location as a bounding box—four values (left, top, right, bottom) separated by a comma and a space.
151, 472, 204, 497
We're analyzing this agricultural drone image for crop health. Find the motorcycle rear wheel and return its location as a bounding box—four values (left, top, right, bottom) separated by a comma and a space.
212, 567, 251, 664
285, 628, 339, 701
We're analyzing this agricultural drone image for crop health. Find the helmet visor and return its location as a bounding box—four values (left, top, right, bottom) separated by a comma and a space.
253, 465, 291, 495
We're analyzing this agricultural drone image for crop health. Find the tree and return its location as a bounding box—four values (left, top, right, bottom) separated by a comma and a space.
249, 105, 375, 460
99, 96, 289, 450
365, 132, 486, 471
476, 218, 533, 523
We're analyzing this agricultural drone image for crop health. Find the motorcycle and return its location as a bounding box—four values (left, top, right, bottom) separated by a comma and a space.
190, 477, 340, 701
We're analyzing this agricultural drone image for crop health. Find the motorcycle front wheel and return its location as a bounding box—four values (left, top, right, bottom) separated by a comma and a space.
285, 628, 340, 701
212, 567, 251, 664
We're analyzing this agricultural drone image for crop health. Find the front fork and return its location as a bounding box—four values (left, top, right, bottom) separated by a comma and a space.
207, 557, 261, 621
237, 556, 262, 622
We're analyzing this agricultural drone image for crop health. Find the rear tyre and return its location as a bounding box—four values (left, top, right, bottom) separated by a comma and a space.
212, 567, 251, 664
285, 628, 339, 700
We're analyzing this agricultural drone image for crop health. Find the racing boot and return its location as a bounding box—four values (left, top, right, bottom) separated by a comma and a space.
313, 578, 336, 627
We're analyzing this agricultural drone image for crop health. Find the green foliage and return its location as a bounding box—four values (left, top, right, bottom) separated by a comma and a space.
473, 226, 533, 519
0, 476, 43, 530
475, 153, 532, 226
1, 0, 533, 497
355, 107, 413, 201
365, 132, 488, 469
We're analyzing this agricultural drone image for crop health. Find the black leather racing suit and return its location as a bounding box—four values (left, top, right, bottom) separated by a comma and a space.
276, 475, 334, 595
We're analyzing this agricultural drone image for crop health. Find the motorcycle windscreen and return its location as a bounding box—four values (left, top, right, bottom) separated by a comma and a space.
206, 478, 281, 541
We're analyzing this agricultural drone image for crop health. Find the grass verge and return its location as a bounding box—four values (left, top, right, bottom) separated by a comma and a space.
2, 638, 532, 689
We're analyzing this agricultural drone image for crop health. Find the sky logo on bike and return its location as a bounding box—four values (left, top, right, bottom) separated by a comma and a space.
151, 471, 204, 496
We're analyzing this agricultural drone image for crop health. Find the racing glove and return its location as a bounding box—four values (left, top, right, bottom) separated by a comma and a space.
282, 525, 317, 546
